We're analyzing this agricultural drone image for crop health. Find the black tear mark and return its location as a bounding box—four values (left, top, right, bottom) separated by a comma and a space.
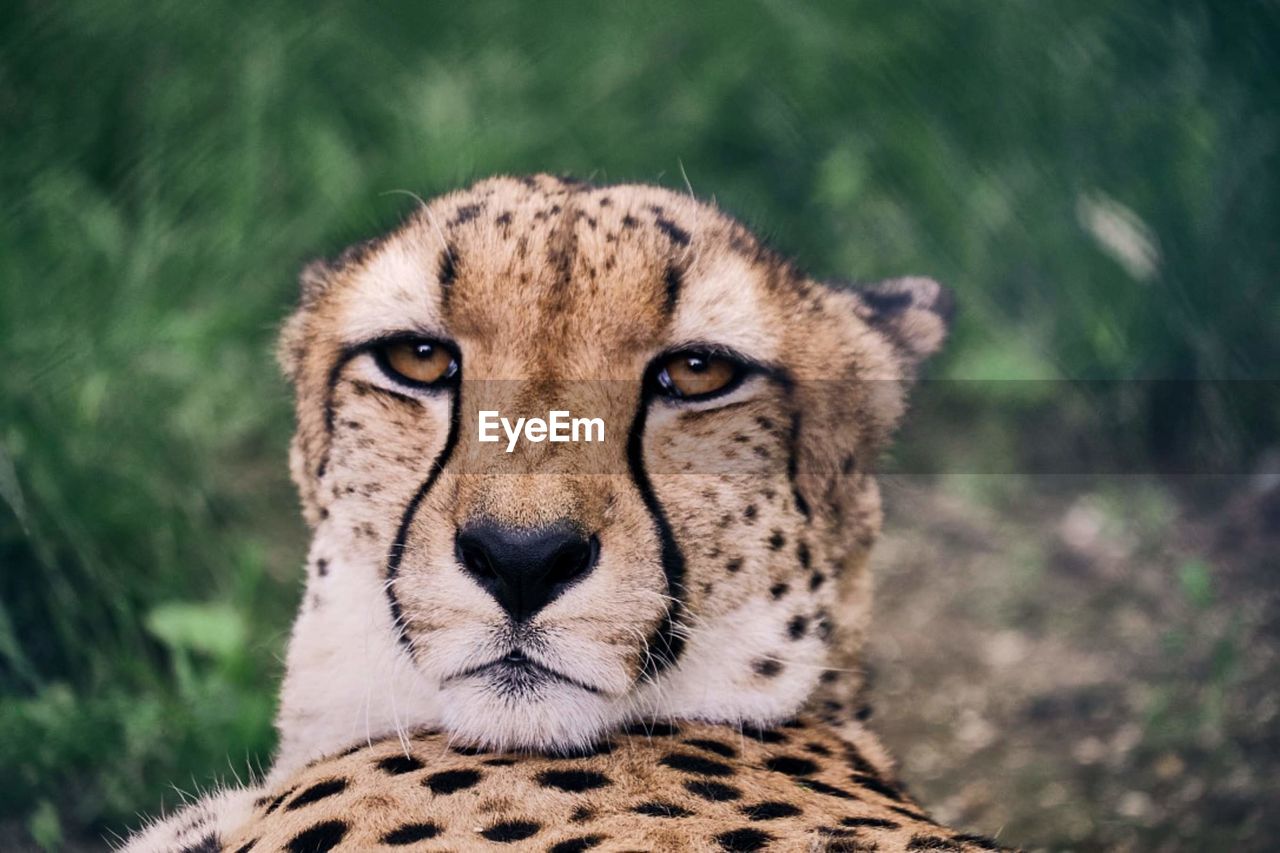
385, 382, 461, 655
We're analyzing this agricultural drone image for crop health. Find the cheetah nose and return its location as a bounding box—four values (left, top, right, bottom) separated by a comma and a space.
455, 522, 600, 623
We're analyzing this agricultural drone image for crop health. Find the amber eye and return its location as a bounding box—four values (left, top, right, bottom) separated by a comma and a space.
653, 351, 744, 400
375, 339, 459, 388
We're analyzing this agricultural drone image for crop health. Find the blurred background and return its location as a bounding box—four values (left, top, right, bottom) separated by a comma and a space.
1, 1, 1277, 849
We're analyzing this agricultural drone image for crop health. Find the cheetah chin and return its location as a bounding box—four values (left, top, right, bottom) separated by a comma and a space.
261, 173, 952, 775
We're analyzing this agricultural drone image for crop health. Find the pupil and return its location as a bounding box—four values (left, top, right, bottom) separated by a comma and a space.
415, 344, 433, 359
687, 356, 707, 372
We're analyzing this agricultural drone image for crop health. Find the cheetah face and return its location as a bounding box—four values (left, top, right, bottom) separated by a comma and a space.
275, 175, 950, 759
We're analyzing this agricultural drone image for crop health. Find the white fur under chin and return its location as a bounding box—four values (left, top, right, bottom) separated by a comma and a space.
438, 677, 625, 753
272, 539, 819, 777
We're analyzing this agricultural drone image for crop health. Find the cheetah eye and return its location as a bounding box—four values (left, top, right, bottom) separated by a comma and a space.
373, 338, 460, 389
651, 350, 746, 400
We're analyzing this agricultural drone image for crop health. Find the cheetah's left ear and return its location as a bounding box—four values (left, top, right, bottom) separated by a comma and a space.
853, 276, 954, 368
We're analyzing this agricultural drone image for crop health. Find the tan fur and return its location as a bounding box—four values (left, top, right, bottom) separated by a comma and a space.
123, 175, 980, 851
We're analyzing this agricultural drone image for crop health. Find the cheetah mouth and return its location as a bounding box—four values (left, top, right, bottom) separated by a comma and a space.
445, 650, 606, 696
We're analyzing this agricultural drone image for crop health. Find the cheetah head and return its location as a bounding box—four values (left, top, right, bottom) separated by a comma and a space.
273, 175, 950, 770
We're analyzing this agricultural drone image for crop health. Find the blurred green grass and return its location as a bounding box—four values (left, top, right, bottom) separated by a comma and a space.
1, 0, 1276, 846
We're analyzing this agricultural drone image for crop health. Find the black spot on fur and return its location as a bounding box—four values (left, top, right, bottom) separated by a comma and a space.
625, 720, 680, 737
449, 203, 482, 226
424, 768, 482, 794
549, 836, 606, 853
632, 801, 695, 818
842, 816, 901, 829
684, 738, 737, 758
536, 769, 612, 792
810, 572, 827, 591
655, 217, 691, 246
725, 558, 743, 573
781, 718, 806, 728
569, 805, 596, 822
806, 741, 833, 756
383, 822, 442, 844
663, 264, 682, 312
768, 530, 786, 550
952, 833, 1002, 849
743, 504, 757, 521
740, 801, 802, 820
285, 820, 347, 853
262, 787, 294, 815
889, 805, 938, 824
451, 743, 489, 756
660, 752, 735, 777
715, 827, 773, 851
484, 757, 517, 766
753, 658, 783, 677
685, 779, 742, 801
178, 834, 219, 853
315, 558, 328, 577
765, 755, 819, 776
787, 615, 809, 640
621, 214, 638, 228
481, 820, 542, 842
376, 754, 423, 774
770, 582, 790, 600
796, 542, 810, 568
437, 246, 457, 286
907, 836, 964, 851
845, 745, 878, 774
852, 772, 905, 802
495, 211, 513, 226
285, 778, 346, 810
800, 779, 860, 800
842, 454, 856, 474
231, 841, 255, 853
744, 726, 787, 744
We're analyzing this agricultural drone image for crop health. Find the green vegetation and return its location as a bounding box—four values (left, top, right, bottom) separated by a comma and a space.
1, 1, 1275, 847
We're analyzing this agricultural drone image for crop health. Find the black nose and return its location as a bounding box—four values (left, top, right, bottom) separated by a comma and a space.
455, 522, 600, 623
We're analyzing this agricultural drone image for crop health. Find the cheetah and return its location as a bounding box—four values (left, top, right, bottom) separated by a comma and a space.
122, 174, 1007, 851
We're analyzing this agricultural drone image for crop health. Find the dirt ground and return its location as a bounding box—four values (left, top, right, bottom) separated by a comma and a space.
865, 473, 1280, 851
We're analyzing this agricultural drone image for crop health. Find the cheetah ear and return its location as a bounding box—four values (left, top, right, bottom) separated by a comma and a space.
853, 276, 954, 367
298, 257, 337, 308
276, 258, 335, 384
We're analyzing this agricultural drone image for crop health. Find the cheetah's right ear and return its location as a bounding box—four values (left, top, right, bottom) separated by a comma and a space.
853, 276, 954, 370
276, 258, 335, 383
